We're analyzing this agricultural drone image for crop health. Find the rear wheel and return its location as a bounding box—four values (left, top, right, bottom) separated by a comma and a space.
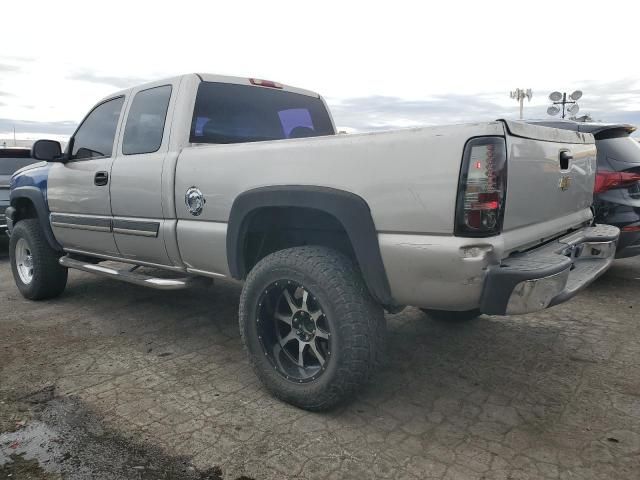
420, 308, 481, 322
239, 246, 385, 411
10, 219, 67, 300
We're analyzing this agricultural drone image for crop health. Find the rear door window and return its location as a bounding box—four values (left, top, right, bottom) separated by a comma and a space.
123, 85, 172, 155
190, 82, 334, 144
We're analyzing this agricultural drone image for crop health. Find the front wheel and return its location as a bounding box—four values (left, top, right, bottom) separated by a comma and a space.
10, 219, 67, 300
239, 246, 386, 411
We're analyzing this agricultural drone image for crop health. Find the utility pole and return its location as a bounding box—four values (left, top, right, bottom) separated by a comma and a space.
510, 88, 532, 119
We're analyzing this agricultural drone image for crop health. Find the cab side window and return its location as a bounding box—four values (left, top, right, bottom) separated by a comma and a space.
71, 97, 125, 160
122, 85, 172, 155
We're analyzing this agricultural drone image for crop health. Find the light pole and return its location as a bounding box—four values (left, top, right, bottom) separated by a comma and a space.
510, 88, 532, 119
547, 90, 582, 119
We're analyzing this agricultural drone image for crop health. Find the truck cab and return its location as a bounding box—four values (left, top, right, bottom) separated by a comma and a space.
20, 75, 333, 268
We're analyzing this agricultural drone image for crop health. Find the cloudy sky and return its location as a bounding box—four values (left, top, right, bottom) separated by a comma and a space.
1, 0, 640, 141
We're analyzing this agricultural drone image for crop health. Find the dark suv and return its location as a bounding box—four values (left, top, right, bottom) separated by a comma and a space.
528, 120, 640, 258
1, 148, 39, 234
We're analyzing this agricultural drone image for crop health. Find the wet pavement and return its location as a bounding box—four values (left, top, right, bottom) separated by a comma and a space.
1, 236, 639, 479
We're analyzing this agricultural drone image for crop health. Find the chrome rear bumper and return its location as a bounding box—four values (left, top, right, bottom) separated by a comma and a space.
480, 225, 619, 315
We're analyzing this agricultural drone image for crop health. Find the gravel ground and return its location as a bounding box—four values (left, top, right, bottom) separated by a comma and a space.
1, 235, 639, 479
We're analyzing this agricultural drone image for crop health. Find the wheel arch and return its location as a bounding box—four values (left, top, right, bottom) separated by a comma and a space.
9, 186, 62, 252
227, 185, 394, 305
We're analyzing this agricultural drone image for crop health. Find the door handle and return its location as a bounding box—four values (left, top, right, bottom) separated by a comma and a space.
559, 150, 573, 170
94, 171, 109, 186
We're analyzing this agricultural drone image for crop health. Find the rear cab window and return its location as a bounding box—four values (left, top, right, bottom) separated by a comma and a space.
0, 149, 38, 176
190, 82, 335, 144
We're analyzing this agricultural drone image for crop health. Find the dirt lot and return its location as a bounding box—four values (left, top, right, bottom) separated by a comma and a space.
1, 235, 639, 480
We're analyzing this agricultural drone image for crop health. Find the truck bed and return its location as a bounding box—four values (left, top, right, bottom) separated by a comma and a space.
175, 120, 595, 253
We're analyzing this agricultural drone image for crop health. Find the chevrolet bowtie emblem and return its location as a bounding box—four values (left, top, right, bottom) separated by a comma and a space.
559, 176, 572, 191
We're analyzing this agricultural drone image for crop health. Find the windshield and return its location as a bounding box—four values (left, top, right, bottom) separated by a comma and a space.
190, 82, 335, 144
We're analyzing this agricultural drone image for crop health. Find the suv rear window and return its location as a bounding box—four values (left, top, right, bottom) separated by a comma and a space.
599, 136, 640, 165
190, 82, 334, 144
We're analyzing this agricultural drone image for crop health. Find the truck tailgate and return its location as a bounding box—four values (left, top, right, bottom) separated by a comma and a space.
500, 120, 596, 250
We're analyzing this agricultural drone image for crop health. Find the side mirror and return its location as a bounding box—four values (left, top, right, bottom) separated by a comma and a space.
32, 139, 63, 162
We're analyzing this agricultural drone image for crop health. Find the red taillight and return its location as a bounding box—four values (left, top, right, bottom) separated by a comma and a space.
455, 137, 507, 237
249, 78, 283, 89
622, 224, 640, 232
594, 171, 640, 193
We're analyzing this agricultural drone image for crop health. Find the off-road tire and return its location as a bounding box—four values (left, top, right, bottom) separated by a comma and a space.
239, 246, 386, 411
10, 219, 67, 300
420, 308, 481, 322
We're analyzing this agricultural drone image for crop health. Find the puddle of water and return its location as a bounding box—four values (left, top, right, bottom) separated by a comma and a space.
0, 394, 239, 479
0, 421, 64, 474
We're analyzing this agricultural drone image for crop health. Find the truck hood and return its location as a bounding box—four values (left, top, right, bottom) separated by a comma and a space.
10, 161, 51, 195
12, 160, 48, 178
10, 161, 48, 190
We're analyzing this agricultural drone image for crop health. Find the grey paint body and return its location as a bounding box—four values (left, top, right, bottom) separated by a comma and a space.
43, 74, 600, 310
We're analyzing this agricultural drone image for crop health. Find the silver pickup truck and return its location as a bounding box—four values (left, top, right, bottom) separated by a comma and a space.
6, 73, 619, 410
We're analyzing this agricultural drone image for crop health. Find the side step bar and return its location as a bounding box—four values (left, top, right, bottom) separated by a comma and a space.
59, 256, 198, 290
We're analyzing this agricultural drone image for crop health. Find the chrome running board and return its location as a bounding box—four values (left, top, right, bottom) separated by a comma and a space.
59, 256, 198, 290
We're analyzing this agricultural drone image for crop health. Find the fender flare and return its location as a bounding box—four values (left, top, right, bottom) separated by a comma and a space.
227, 185, 394, 305
10, 186, 62, 252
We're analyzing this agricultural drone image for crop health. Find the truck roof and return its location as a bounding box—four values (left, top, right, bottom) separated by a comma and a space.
197, 73, 321, 98
101, 73, 321, 102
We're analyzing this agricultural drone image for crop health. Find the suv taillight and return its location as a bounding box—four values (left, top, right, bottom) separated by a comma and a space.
455, 137, 507, 237
594, 170, 640, 194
